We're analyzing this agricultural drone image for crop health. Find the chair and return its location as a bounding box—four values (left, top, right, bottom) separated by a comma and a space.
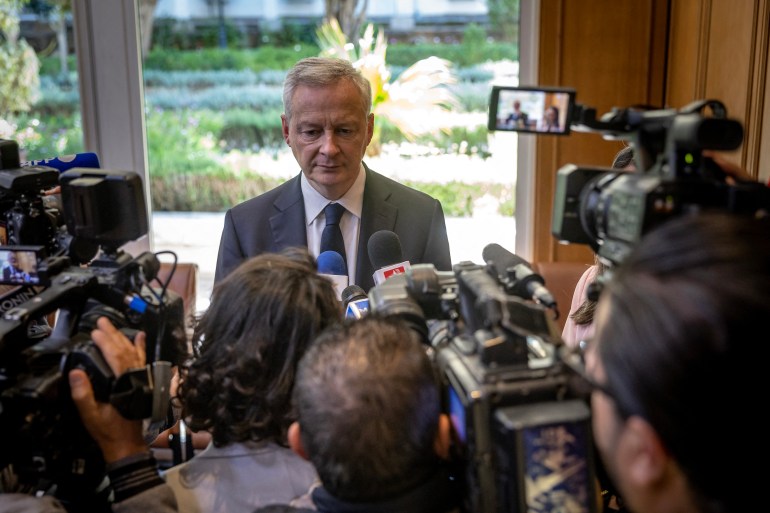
156, 261, 199, 337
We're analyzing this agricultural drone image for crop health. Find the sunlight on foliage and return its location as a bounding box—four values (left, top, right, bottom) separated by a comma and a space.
0, 1, 40, 118
317, 18, 458, 155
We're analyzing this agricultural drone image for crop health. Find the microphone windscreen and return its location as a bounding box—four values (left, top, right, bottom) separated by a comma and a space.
22, 152, 101, 173
368, 230, 404, 269
482, 243, 531, 277
318, 250, 347, 276
341, 284, 367, 306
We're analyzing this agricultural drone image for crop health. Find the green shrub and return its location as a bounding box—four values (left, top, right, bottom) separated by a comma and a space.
143, 46, 320, 71
218, 109, 284, 150
150, 172, 283, 211
146, 84, 283, 111
146, 109, 226, 178
404, 180, 514, 217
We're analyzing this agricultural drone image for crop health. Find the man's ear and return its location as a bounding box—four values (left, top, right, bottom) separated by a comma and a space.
281, 114, 290, 145
623, 416, 669, 487
434, 414, 452, 460
366, 113, 375, 145
288, 421, 309, 461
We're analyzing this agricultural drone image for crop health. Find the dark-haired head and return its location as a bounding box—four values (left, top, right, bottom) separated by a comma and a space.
592, 211, 769, 513
291, 315, 445, 502
178, 247, 341, 447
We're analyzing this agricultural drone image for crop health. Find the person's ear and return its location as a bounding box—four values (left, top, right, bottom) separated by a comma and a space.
281, 114, 291, 145
433, 414, 452, 460
623, 416, 669, 487
366, 113, 375, 145
287, 421, 309, 461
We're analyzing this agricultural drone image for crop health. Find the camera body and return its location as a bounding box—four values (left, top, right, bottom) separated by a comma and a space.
0, 139, 186, 508
369, 262, 597, 513
489, 89, 770, 268
0, 139, 66, 255
553, 99, 769, 267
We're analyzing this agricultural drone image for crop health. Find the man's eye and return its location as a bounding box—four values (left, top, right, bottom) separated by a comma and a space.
301, 129, 319, 137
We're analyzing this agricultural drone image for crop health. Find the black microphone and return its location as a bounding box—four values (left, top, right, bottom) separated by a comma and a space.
341, 284, 369, 319
481, 243, 557, 310
367, 230, 411, 285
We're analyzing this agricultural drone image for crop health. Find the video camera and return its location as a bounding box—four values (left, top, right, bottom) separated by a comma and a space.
490, 86, 770, 269
369, 258, 597, 513
0, 139, 77, 258
0, 139, 187, 511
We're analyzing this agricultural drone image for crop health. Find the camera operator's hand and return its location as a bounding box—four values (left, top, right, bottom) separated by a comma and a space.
68, 316, 149, 463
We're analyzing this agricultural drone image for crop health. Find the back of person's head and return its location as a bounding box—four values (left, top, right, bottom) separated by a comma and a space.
179, 247, 341, 447
597, 211, 769, 512
283, 57, 372, 121
292, 315, 442, 502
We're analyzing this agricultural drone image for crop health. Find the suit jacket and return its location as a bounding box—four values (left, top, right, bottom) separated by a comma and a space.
215, 164, 452, 291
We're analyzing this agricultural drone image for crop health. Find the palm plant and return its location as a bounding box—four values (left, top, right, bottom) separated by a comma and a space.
316, 18, 458, 156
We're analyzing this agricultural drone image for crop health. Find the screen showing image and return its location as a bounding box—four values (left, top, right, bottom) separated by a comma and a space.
489, 86, 575, 135
0, 247, 42, 285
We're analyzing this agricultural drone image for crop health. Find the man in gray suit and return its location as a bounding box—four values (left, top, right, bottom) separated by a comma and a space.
215, 57, 452, 291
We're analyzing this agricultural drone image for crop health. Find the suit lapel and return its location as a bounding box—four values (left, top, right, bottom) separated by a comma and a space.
356, 165, 397, 288
270, 174, 307, 250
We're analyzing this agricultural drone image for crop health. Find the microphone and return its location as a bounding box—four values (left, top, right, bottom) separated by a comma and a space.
341, 284, 369, 319
22, 152, 101, 173
317, 250, 348, 301
368, 230, 411, 285
481, 243, 557, 310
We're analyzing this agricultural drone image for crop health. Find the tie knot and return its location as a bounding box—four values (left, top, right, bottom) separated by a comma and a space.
324, 203, 346, 226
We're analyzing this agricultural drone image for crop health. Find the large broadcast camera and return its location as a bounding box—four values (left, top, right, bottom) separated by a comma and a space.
369, 255, 597, 513
0, 139, 187, 511
490, 85, 770, 268
365, 88, 770, 513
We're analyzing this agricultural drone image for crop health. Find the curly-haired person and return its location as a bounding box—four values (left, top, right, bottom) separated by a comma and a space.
164, 247, 341, 513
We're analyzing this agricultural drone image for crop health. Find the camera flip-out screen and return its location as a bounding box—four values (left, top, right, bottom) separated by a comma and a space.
0, 246, 44, 286
488, 86, 575, 135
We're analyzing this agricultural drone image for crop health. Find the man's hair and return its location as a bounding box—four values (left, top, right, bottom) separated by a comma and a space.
293, 316, 442, 502
283, 57, 372, 121
599, 211, 769, 512
178, 247, 341, 447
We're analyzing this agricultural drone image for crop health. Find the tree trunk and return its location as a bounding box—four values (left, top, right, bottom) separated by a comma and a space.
54, 7, 69, 83
138, 0, 158, 57
324, 0, 368, 42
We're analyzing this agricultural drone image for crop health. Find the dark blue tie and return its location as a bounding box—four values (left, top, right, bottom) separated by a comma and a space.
320, 203, 347, 266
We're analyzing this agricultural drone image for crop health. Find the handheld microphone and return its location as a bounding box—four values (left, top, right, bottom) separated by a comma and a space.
341, 284, 369, 319
481, 243, 557, 310
22, 152, 101, 173
317, 250, 348, 301
368, 230, 411, 285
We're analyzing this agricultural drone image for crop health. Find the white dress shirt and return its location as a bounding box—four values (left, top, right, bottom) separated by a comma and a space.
301, 165, 365, 285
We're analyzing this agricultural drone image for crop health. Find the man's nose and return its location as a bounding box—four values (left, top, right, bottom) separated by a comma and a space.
319, 131, 340, 155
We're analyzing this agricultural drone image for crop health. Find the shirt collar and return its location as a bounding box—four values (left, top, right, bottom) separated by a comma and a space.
300, 164, 366, 224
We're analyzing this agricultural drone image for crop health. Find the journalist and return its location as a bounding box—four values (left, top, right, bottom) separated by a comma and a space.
13, 248, 341, 513
257, 315, 462, 513
214, 57, 452, 290
573, 210, 768, 513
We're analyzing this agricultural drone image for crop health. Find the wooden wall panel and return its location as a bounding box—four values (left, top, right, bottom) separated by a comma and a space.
533, 0, 770, 264
533, 0, 668, 263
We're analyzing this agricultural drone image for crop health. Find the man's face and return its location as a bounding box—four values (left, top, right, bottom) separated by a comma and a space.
587, 300, 639, 510
282, 79, 374, 200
